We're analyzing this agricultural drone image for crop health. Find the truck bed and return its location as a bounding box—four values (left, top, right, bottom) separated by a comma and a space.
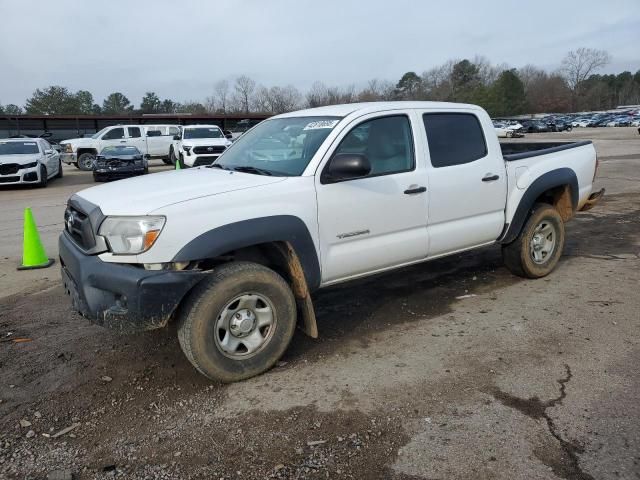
500, 141, 592, 161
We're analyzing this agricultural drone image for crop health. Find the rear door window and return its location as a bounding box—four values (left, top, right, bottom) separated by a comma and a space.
128, 127, 142, 138
422, 113, 487, 168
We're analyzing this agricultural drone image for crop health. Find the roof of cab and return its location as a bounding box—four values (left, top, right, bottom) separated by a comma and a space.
273, 101, 482, 119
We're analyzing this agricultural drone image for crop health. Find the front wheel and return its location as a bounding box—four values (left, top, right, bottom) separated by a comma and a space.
177, 262, 297, 382
77, 153, 95, 171
37, 165, 48, 188
502, 203, 565, 278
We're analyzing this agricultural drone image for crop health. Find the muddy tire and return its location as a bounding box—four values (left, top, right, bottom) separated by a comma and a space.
502, 203, 565, 278
169, 146, 177, 165
177, 262, 297, 382
77, 153, 95, 171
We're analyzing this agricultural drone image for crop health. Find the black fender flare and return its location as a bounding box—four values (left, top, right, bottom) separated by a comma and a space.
499, 168, 578, 244
172, 215, 321, 290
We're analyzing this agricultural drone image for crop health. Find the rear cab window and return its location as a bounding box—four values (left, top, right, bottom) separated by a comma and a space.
422, 113, 487, 168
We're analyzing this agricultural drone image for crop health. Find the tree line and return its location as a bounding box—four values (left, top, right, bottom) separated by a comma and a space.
1, 48, 638, 118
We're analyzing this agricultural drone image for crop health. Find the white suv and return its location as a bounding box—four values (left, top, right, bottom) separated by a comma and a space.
170, 125, 233, 168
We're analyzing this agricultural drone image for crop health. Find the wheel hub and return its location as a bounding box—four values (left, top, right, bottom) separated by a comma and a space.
229, 309, 256, 337
532, 234, 545, 250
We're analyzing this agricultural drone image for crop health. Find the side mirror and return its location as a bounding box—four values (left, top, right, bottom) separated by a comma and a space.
173, 135, 181, 141
144, 154, 151, 160
323, 153, 371, 183
225, 133, 233, 139
44, 149, 54, 155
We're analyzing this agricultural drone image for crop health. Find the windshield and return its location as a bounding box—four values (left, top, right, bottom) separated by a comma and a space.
184, 127, 223, 139
0, 141, 40, 155
100, 146, 140, 156
214, 116, 341, 176
91, 127, 111, 139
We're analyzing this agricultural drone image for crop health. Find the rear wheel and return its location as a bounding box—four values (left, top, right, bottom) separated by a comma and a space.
177, 262, 297, 382
77, 153, 95, 171
178, 153, 186, 169
502, 203, 565, 278
169, 146, 177, 165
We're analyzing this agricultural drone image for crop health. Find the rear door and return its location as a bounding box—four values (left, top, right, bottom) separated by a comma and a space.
126, 126, 147, 154
420, 111, 507, 257
315, 112, 429, 284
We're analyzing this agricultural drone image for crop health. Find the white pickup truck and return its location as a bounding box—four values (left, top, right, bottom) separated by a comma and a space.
59, 101, 604, 382
60, 124, 180, 170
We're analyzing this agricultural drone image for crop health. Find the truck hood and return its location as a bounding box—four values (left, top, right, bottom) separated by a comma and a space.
60, 138, 94, 148
76, 167, 286, 215
0, 153, 42, 165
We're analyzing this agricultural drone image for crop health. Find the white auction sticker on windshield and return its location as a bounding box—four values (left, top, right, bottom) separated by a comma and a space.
303, 120, 339, 130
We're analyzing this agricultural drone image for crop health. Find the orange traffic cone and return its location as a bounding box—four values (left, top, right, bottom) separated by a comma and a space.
17, 208, 55, 270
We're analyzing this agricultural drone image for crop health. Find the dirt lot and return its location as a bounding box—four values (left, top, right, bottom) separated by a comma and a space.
1, 128, 639, 480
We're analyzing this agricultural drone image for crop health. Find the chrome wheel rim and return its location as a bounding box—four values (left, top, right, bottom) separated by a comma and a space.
80, 155, 95, 170
214, 293, 276, 359
530, 221, 556, 264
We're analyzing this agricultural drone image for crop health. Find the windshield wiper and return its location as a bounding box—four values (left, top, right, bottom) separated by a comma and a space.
232, 165, 273, 176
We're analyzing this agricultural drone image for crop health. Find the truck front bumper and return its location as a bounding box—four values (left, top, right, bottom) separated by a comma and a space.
59, 232, 206, 332
60, 152, 77, 165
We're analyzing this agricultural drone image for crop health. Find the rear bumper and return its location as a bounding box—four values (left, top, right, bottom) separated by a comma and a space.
579, 188, 605, 212
59, 232, 205, 332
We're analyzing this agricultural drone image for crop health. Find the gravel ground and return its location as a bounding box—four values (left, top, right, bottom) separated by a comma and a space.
0, 128, 638, 479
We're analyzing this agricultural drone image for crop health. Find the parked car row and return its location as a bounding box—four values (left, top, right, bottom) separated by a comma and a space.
549, 109, 640, 128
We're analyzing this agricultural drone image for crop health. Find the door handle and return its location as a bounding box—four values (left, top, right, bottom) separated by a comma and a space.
120, 140, 127, 143
482, 174, 500, 182
404, 186, 427, 194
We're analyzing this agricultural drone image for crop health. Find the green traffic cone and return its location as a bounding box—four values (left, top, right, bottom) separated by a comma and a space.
18, 208, 54, 271
175, 158, 181, 170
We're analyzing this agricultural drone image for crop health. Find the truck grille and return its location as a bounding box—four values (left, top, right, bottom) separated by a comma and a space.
64, 195, 109, 254
0, 163, 20, 175
64, 206, 93, 250
192, 145, 226, 155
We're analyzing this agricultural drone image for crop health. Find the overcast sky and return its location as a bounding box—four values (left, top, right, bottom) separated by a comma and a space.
1, 0, 639, 106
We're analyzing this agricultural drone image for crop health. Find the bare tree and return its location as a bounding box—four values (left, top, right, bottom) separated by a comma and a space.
306, 81, 329, 107
561, 47, 611, 106
233, 75, 256, 114
213, 80, 230, 114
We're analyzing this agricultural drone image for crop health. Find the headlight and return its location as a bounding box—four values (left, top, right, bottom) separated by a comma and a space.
98, 216, 165, 255
64, 144, 73, 153
22, 161, 38, 169
183, 146, 191, 155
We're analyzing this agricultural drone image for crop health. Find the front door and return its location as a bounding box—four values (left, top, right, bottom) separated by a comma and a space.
100, 127, 127, 150
315, 113, 429, 284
